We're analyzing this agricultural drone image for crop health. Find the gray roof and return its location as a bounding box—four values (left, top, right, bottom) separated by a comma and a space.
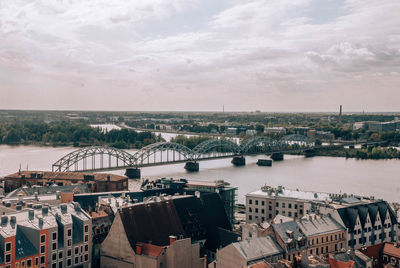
233, 236, 284, 262
6, 184, 89, 198
297, 215, 345, 237
272, 221, 307, 252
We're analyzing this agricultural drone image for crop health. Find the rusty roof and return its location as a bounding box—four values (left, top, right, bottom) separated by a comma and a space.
383, 243, 400, 259
139, 243, 164, 257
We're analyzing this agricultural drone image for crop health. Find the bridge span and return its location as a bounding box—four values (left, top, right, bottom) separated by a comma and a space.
52, 135, 315, 178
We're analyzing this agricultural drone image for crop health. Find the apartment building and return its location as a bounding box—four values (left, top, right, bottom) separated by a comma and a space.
246, 185, 331, 223
0, 202, 91, 268
297, 214, 347, 256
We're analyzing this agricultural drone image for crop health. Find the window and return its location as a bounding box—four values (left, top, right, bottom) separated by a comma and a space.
249, 199, 252, 205
288, 203, 292, 209
295, 212, 298, 218
67, 259, 72, 267
5, 254, 11, 263
249, 215, 252, 220
27, 260, 32, 267
269, 214, 272, 219
75, 247, 79, 255
67, 249, 72, 257
67, 229, 72, 237
5, 242, 11, 252
282, 203, 286, 208
288, 212, 292, 217
40, 256, 45, 264
261, 209, 265, 214
74, 257, 79, 265
40, 234, 46, 243
52, 232, 57, 240
261, 201, 265, 206
52, 253, 57, 261
269, 206, 272, 210
35, 258, 39, 266
52, 242, 57, 250
85, 235, 88, 242
295, 204, 298, 209
84, 245, 89, 252
255, 200, 258, 205
21, 261, 25, 268
40, 245, 45, 254
67, 239, 72, 247
59, 252, 63, 259
276, 202, 279, 207
255, 208, 258, 213
58, 262, 63, 268
85, 225, 89, 233
322, 237, 324, 243
276, 210, 279, 215
52, 263, 57, 268
249, 207, 252, 212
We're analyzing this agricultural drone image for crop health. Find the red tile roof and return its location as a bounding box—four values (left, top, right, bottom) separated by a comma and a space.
139, 243, 164, 257
328, 258, 355, 268
383, 243, 400, 259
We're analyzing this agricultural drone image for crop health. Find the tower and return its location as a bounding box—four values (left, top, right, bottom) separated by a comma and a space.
339, 105, 342, 124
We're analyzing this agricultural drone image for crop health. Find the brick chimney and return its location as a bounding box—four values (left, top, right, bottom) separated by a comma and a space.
136, 243, 143, 255
169, 235, 177, 245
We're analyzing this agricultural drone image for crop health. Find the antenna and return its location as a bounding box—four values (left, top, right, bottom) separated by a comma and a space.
223, 104, 225, 113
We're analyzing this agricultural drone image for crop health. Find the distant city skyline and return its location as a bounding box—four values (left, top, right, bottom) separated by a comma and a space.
1, 0, 400, 112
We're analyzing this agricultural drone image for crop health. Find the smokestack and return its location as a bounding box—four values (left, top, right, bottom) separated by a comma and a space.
169, 235, 177, 245
339, 105, 343, 124
136, 244, 143, 255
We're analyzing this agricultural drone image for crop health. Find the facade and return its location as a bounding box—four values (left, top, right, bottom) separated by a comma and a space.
264, 127, 286, 135
297, 215, 347, 256
3, 171, 128, 193
246, 185, 331, 223
316, 200, 398, 249
0, 202, 91, 268
211, 236, 284, 268
307, 130, 335, 141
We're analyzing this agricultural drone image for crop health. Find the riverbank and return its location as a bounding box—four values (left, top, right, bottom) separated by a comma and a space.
292, 146, 400, 160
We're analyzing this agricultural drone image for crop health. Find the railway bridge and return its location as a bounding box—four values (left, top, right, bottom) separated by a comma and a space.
52, 135, 315, 178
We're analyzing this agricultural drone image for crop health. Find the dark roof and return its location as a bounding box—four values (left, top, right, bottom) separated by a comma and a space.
118, 193, 232, 251
15, 226, 38, 259
337, 201, 397, 230
204, 227, 240, 251
120, 198, 185, 247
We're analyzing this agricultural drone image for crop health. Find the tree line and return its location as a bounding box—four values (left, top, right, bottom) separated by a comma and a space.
0, 122, 160, 149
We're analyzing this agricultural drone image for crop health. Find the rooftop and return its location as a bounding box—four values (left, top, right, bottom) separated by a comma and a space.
5, 170, 127, 182
297, 215, 346, 237
248, 186, 331, 202
233, 236, 284, 262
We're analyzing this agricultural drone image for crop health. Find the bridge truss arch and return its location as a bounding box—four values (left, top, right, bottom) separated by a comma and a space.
240, 136, 280, 154
131, 142, 194, 166
52, 146, 134, 172
193, 139, 241, 160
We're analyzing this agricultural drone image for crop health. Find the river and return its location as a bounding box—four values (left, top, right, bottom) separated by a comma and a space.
1, 144, 399, 204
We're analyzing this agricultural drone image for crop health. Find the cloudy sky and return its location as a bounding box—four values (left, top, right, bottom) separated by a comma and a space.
0, 0, 399, 112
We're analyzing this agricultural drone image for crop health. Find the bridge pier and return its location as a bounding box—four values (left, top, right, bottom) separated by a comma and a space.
231, 156, 246, 166
257, 159, 272, 166
184, 161, 199, 172
271, 152, 284, 161
305, 149, 316, 157
125, 168, 141, 179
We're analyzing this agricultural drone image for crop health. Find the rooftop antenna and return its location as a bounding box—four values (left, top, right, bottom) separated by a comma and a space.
223, 104, 225, 113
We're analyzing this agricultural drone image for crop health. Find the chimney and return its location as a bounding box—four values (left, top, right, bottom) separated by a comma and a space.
60, 204, 67, 214
38, 217, 44, 228
42, 206, 49, 216
136, 244, 143, 255
1, 216, 8, 225
56, 191, 61, 200
10, 216, 16, 225
28, 209, 34, 220
169, 235, 177, 245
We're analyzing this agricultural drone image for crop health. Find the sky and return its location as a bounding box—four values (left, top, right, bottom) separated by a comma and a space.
0, 0, 399, 112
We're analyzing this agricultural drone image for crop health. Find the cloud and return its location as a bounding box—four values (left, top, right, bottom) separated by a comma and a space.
0, 0, 400, 111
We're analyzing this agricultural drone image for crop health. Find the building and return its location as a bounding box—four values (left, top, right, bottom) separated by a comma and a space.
367, 121, 398, 132
3, 171, 128, 193
0, 202, 91, 268
316, 200, 398, 249
246, 129, 257, 136
359, 242, 400, 267
264, 127, 286, 135
210, 236, 284, 268
269, 220, 307, 262
225, 127, 237, 135
246, 185, 331, 223
307, 130, 335, 141
293, 127, 311, 136
101, 194, 237, 267
297, 214, 347, 256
